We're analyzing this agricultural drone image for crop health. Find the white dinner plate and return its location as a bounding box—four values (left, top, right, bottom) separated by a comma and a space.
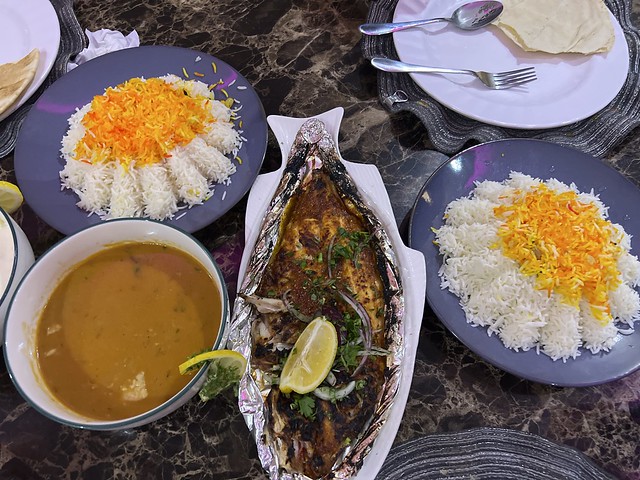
0, 0, 61, 122
392, 0, 629, 129
233, 108, 427, 479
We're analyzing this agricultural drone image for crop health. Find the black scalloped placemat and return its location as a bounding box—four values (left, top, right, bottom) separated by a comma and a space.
0, 0, 85, 159
376, 428, 616, 480
362, 0, 640, 156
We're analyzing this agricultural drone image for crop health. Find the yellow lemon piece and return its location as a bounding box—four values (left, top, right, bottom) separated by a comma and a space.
0, 181, 23, 214
280, 316, 338, 394
178, 349, 246, 376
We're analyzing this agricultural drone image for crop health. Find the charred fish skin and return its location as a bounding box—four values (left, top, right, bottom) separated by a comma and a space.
231, 119, 405, 480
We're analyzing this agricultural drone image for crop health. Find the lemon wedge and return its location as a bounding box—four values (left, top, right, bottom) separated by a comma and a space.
178, 349, 246, 375
280, 316, 338, 394
0, 181, 24, 214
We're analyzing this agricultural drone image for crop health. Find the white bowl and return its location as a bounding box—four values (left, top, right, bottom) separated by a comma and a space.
0, 208, 35, 342
3, 218, 229, 430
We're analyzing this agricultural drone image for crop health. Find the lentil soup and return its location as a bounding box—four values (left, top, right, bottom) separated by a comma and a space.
35, 242, 221, 420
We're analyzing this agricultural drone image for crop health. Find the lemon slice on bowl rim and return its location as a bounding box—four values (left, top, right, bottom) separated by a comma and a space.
179, 349, 246, 375
179, 349, 247, 401
279, 316, 338, 394
0, 181, 24, 214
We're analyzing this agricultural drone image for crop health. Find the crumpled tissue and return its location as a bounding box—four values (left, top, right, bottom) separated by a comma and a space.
67, 29, 140, 71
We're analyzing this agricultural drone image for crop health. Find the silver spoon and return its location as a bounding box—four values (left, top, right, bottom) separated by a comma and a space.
359, 1, 503, 35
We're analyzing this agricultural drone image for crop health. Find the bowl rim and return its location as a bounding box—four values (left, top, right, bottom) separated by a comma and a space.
2, 217, 230, 430
0, 208, 19, 306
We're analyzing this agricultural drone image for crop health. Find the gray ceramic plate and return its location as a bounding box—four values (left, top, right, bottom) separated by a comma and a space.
377, 428, 615, 479
14, 45, 268, 235
408, 139, 640, 386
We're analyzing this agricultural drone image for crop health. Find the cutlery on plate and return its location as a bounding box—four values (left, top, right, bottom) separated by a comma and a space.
370, 58, 537, 90
359, 1, 503, 35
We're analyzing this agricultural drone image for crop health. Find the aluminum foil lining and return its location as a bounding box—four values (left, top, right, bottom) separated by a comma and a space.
227, 119, 405, 479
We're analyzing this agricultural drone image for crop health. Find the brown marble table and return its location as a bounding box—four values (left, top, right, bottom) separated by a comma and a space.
1, 0, 639, 479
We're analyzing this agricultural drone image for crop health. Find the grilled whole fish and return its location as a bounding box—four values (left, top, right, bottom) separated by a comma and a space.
230, 119, 404, 479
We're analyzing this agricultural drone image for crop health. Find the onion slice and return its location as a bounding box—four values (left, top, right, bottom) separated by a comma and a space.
313, 381, 356, 401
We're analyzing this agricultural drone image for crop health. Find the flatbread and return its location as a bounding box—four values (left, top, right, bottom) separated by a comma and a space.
493, 0, 615, 55
0, 48, 40, 116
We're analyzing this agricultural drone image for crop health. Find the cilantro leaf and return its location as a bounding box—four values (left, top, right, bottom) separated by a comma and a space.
290, 393, 316, 420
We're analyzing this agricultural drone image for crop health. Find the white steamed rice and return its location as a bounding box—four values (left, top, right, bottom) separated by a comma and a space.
435, 172, 640, 361
59, 75, 241, 220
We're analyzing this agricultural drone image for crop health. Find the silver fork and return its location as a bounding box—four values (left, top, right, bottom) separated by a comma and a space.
371, 58, 537, 90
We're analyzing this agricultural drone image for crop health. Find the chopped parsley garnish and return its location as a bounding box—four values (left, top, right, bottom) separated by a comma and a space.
330, 228, 371, 268
342, 312, 362, 343
336, 342, 360, 371
335, 311, 365, 371
303, 277, 337, 306
198, 361, 242, 402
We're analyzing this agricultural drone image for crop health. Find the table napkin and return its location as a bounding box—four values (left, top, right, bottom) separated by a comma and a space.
67, 29, 140, 71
